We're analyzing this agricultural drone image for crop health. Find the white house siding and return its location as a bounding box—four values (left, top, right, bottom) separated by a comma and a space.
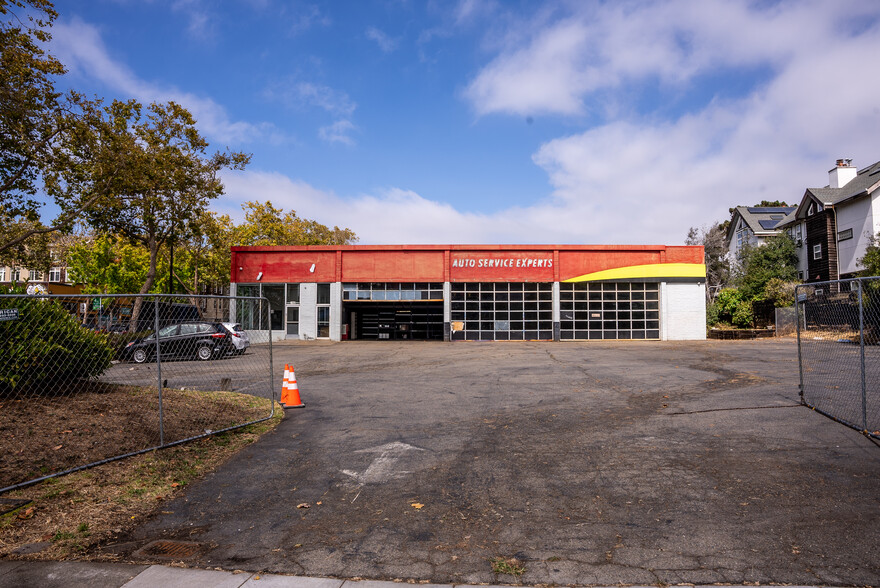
662, 282, 707, 341
836, 196, 876, 276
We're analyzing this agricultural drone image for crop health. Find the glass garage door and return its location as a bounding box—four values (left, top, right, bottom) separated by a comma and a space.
560, 282, 660, 340
450, 282, 553, 341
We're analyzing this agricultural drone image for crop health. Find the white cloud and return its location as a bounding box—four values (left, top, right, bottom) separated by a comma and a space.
454, 0, 880, 244
290, 82, 356, 116
288, 4, 331, 36
171, 0, 216, 39
464, 0, 877, 117
318, 119, 356, 146
50, 18, 266, 145
365, 27, 397, 53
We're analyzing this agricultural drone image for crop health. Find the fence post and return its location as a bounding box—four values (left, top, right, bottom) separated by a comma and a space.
795, 285, 804, 403
267, 297, 276, 406
858, 279, 867, 431
154, 297, 165, 446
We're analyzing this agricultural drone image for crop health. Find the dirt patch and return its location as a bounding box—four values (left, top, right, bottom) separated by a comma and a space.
0, 382, 273, 490
0, 382, 283, 561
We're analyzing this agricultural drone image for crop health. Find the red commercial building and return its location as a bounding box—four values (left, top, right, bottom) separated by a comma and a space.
230, 244, 706, 342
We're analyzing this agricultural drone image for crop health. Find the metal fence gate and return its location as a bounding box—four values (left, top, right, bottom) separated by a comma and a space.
0, 293, 276, 493
796, 277, 879, 438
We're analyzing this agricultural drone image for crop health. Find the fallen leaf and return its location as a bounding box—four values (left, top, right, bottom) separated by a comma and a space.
254, 576, 261, 580
316, 501, 322, 505
294, 543, 303, 548
52, 445, 63, 451
61, 430, 73, 434
17, 507, 34, 520
171, 482, 180, 488
411, 503, 425, 509
297, 503, 310, 509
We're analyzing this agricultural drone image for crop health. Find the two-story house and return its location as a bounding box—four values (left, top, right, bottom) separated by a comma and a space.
726, 205, 797, 261
781, 158, 880, 284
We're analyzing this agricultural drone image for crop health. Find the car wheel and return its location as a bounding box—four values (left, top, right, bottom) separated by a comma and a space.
197, 345, 213, 361
132, 348, 148, 364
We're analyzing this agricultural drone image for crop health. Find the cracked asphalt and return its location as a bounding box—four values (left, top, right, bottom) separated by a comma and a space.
101, 339, 880, 586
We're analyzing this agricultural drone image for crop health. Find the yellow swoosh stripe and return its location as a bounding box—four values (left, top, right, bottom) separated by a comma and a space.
563, 263, 706, 282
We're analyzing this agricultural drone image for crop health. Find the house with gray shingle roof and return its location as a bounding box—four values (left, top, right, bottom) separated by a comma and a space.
726, 205, 797, 261
779, 159, 880, 283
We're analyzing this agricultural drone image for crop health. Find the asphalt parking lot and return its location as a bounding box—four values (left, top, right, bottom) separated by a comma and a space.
102, 339, 880, 586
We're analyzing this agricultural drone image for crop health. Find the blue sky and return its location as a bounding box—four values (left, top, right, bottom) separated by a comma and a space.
47, 0, 880, 245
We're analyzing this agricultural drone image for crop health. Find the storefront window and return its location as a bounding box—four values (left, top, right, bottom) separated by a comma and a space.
287, 283, 300, 304
317, 283, 331, 304
263, 285, 285, 331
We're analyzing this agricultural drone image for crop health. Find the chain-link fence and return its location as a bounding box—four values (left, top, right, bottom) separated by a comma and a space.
796, 277, 880, 438
0, 293, 276, 493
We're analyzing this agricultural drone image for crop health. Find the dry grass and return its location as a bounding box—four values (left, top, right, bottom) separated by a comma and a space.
0, 388, 283, 561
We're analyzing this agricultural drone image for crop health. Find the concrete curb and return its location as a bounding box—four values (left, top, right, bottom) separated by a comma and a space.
0, 560, 828, 588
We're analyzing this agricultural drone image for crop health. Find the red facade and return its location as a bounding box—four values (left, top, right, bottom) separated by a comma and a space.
231, 244, 704, 283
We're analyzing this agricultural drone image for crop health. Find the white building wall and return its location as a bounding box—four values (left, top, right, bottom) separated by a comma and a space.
299, 283, 317, 340
662, 282, 707, 341
330, 282, 342, 341
836, 196, 875, 276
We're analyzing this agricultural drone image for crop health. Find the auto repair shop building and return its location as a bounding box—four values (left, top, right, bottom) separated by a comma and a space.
230, 244, 706, 342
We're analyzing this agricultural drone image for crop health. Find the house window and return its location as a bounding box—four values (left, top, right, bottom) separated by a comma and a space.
28, 269, 42, 281
48, 267, 62, 282
813, 244, 822, 260
11, 268, 20, 282
837, 228, 853, 241
0, 268, 5, 282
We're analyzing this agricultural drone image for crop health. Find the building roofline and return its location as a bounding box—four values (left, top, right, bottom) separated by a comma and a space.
231, 244, 697, 253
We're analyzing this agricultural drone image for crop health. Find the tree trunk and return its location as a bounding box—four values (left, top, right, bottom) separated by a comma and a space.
128, 238, 160, 333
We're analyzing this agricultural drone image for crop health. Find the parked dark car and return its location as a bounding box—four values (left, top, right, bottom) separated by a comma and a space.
121, 322, 233, 363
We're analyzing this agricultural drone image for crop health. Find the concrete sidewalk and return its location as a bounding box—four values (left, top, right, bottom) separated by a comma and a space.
0, 560, 823, 588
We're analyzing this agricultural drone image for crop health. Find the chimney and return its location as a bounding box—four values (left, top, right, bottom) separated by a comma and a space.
829, 158, 857, 188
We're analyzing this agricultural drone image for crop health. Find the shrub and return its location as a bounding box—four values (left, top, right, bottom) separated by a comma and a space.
710, 288, 753, 328
0, 286, 114, 394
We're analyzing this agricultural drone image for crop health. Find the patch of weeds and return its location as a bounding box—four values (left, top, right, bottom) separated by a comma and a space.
490, 556, 525, 577
42, 488, 62, 499
77, 522, 90, 537
546, 556, 561, 562
126, 487, 147, 497
52, 530, 75, 542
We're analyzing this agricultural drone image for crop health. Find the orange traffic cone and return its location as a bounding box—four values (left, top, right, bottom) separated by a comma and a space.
281, 363, 305, 409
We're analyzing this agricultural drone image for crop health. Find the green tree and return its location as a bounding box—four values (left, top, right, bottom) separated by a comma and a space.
66, 233, 151, 294
859, 233, 880, 277
736, 234, 798, 300
0, 0, 62, 220
234, 200, 357, 246
0, 2, 110, 256
71, 100, 250, 330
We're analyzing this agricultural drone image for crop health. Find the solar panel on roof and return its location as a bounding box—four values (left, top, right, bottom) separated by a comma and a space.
746, 207, 794, 213
758, 219, 780, 230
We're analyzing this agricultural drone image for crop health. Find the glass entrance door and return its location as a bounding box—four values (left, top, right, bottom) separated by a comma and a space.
317, 306, 330, 338
286, 307, 299, 337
